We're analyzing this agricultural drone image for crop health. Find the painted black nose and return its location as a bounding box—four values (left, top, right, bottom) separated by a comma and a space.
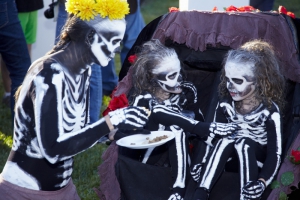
114, 46, 121, 53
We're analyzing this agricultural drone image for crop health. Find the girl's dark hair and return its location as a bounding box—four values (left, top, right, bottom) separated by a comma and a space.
219, 39, 286, 111
129, 39, 179, 102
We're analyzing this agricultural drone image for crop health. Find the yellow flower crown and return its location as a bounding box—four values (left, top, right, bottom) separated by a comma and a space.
65, 0, 130, 21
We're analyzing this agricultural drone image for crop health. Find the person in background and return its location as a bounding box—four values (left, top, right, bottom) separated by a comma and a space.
250, 0, 274, 11
0, 0, 149, 199
118, 0, 145, 66
1, 0, 43, 108
0, 0, 31, 120
16, 0, 44, 58
0, 58, 11, 107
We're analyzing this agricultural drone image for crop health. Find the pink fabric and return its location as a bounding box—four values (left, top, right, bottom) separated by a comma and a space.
152, 11, 300, 83
267, 130, 300, 199
0, 176, 80, 200
96, 141, 120, 200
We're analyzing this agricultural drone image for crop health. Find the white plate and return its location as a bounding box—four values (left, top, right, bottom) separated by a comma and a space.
116, 131, 175, 149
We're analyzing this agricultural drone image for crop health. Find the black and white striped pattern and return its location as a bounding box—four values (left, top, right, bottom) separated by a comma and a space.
197, 100, 282, 199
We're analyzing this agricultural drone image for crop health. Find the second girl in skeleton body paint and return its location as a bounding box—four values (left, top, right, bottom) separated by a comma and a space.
0, 1, 149, 199
192, 40, 285, 200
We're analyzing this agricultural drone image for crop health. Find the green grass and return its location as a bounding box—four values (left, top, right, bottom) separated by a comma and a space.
72, 144, 107, 199
0, 0, 299, 199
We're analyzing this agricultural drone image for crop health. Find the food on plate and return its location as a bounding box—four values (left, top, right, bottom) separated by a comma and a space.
148, 135, 168, 143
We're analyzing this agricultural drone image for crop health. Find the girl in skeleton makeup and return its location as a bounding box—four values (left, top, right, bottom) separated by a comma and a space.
192, 40, 285, 200
112, 39, 237, 200
0, 0, 149, 199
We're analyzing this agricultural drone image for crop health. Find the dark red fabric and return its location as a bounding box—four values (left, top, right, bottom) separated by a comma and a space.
152, 11, 300, 83
96, 142, 121, 200
0, 176, 80, 200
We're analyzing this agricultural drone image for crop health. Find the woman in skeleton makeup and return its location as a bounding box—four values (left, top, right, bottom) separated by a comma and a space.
0, 0, 149, 199
112, 39, 238, 200
192, 40, 285, 200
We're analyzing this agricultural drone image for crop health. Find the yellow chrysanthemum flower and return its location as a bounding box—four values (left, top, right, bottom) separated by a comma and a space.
102, 95, 111, 107
93, 1, 109, 19
65, 0, 129, 21
65, 0, 78, 15
76, 0, 96, 21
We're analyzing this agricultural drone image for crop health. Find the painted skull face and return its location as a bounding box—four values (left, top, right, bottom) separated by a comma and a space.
225, 61, 256, 101
152, 55, 182, 93
90, 19, 126, 67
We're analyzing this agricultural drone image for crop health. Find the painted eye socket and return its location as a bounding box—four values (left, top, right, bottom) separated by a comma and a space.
168, 72, 177, 80
112, 39, 121, 45
232, 78, 243, 85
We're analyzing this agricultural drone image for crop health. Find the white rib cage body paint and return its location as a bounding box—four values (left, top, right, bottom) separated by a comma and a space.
5, 61, 101, 190
62, 67, 90, 132
36, 64, 90, 163
199, 100, 282, 195
220, 102, 269, 145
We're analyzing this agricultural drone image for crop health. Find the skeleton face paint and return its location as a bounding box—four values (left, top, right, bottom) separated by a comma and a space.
90, 19, 126, 67
152, 55, 182, 94
225, 61, 256, 101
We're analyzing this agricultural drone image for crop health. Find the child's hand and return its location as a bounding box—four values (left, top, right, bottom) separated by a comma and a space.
180, 81, 197, 104
209, 122, 238, 136
242, 179, 266, 199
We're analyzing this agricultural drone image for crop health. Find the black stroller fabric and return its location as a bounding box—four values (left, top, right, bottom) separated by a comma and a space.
116, 154, 173, 200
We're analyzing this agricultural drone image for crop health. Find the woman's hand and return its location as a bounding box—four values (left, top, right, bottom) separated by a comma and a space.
106, 106, 150, 130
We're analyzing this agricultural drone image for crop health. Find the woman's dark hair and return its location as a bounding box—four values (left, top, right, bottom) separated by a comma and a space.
47, 14, 94, 55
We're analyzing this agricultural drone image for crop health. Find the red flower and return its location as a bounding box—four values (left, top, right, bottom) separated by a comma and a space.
169, 7, 179, 13
278, 5, 287, 14
290, 149, 300, 164
238, 6, 255, 12
212, 6, 218, 12
278, 5, 296, 19
102, 94, 129, 116
225, 5, 255, 12
128, 54, 137, 64
287, 11, 296, 19
226, 5, 238, 12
